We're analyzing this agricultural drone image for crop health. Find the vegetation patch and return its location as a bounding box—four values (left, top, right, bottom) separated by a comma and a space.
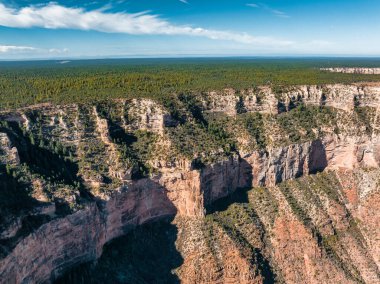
2, 58, 380, 110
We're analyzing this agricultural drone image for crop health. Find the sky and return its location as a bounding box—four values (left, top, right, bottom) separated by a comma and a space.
0, 0, 380, 59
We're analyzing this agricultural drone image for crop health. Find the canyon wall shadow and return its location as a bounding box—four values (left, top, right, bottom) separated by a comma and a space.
54, 178, 183, 284
56, 217, 183, 284
308, 139, 328, 174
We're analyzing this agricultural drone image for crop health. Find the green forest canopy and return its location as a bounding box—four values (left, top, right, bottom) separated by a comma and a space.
1, 57, 380, 110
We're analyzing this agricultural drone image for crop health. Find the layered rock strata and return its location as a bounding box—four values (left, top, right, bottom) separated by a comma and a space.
0, 83, 380, 283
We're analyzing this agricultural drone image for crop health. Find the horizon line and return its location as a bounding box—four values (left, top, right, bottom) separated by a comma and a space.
2, 54, 380, 62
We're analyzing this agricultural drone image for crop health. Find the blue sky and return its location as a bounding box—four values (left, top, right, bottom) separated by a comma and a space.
0, 0, 379, 59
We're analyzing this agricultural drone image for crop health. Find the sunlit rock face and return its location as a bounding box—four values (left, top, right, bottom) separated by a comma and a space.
0, 83, 380, 283
321, 67, 380, 74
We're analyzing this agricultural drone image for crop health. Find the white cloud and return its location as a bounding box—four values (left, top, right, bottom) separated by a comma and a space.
0, 45, 36, 53
49, 48, 69, 54
0, 3, 293, 46
0, 45, 69, 56
247, 3, 290, 18
270, 9, 290, 18
179, 0, 189, 4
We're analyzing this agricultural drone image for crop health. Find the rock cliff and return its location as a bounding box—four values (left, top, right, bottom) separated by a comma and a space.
0, 83, 380, 283
321, 67, 380, 75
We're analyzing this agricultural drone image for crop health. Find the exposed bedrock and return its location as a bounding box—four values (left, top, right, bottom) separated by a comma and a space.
0, 180, 177, 284
1, 83, 380, 283
205, 84, 380, 114
244, 134, 380, 187
321, 67, 380, 75
1, 132, 379, 283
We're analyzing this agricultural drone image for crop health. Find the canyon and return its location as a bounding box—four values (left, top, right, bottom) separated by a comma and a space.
0, 83, 380, 283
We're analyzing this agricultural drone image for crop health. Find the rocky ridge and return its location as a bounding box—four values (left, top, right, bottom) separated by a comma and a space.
0, 83, 379, 283
321, 68, 380, 75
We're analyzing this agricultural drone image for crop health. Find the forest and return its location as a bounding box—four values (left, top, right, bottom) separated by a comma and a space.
1, 57, 380, 110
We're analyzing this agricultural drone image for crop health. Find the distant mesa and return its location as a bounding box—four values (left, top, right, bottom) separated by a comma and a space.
321, 67, 380, 74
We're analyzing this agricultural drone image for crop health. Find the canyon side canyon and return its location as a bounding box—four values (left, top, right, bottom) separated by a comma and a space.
0, 83, 380, 283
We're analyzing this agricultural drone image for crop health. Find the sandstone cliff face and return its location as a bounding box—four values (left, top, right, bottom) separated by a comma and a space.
0, 204, 104, 283
81, 169, 378, 284
0, 181, 178, 283
1, 83, 380, 283
203, 84, 380, 114
324, 135, 380, 169
174, 169, 380, 284
2, 135, 379, 283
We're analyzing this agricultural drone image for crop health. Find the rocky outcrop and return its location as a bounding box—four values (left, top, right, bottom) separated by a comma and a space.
125, 99, 175, 134
0, 133, 19, 166
243, 140, 324, 187
321, 67, 380, 74
204, 84, 380, 114
240, 133, 380, 187
324, 135, 380, 169
204, 87, 278, 115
